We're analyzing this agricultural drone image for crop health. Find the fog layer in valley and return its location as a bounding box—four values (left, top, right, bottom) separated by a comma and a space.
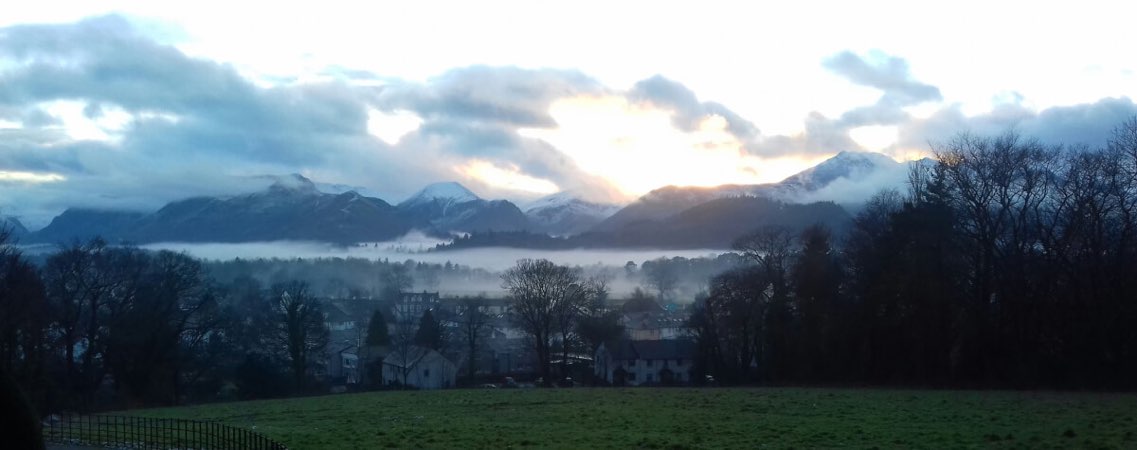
134, 233, 734, 299
141, 240, 726, 272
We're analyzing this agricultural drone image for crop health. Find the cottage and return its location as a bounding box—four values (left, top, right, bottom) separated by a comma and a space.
326, 343, 359, 385
594, 339, 695, 386
323, 302, 356, 331
382, 346, 457, 389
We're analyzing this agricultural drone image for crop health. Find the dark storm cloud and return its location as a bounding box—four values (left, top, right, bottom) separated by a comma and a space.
628, 75, 760, 141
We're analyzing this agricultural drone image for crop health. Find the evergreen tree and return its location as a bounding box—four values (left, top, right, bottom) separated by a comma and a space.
366, 310, 390, 347
414, 309, 443, 351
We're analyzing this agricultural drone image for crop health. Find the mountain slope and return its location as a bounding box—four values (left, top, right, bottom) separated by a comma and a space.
29, 175, 413, 244
129, 175, 411, 243
397, 182, 533, 234
590, 196, 851, 248
592, 184, 774, 233
777, 151, 900, 193
524, 191, 621, 235
29, 209, 148, 243
593, 151, 909, 234
441, 196, 852, 250
1, 215, 29, 239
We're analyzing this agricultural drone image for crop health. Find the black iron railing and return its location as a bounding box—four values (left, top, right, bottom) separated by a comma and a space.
42, 414, 288, 449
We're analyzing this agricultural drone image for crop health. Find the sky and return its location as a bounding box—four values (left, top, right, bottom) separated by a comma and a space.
2, 0, 1137, 228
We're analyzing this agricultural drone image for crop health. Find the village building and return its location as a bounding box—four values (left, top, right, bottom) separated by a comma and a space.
594, 338, 696, 386
395, 291, 440, 322
382, 346, 458, 389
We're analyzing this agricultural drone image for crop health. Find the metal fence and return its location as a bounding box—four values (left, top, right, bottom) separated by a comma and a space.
42, 414, 288, 450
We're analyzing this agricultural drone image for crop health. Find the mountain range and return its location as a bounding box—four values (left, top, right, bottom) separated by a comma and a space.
16, 151, 928, 248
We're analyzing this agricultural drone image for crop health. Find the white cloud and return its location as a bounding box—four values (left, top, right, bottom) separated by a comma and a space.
0, 170, 66, 183
367, 109, 422, 145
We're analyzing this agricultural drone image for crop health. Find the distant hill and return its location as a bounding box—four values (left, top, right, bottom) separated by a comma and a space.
592, 151, 919, 233
25, 177, 533, 245
397, 182, 533, 235
595, 196, 851, 248
440, 197, 851, 250
27, 175, 413, 245
30, 208, 147, 244
524, 191, 620, 236
129, 176, 412, 243
1, 215, 29, 240
22, 152, 924, 246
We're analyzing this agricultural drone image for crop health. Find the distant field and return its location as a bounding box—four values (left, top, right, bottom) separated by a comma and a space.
130, 387, 1137, 449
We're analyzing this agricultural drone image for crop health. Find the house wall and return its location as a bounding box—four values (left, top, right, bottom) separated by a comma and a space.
594, 346, 694, 386
382, 355, 457, 390
627, 327, 686, 341
619, 358, 693, 386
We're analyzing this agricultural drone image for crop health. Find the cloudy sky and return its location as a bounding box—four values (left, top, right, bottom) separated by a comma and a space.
2, 0, 1136, 228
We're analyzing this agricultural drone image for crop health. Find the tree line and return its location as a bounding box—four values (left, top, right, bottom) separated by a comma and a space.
691, 119, 1137, 389
0, 236, 334, 414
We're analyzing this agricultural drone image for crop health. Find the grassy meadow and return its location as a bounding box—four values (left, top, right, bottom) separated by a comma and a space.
130, 387, 1137, 449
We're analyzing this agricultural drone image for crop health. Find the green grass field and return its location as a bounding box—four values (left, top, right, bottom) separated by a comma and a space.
131, 387, 1137, 449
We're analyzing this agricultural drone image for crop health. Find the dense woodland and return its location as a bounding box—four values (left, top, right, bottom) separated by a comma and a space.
691, 119, 1137, 389
3, 120, 1137, 417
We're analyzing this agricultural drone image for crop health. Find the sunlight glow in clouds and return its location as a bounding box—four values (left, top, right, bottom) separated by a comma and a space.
43, 100, 132, 142
0, 170, 66, 183
367, 109, 423, 145
849, 125, 898, 151
520, 96, 824, 197
458, 159, 559, 195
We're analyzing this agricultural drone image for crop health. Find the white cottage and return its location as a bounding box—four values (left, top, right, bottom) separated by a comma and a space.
594, 339, 695, 386
382, 346, 457, 390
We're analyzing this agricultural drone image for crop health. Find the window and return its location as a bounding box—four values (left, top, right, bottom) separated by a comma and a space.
646, 359, 653, 367
423, 369, 430, 377
627, 373, 636, 381
676, 358, 683, 365
646, 373, 654, 382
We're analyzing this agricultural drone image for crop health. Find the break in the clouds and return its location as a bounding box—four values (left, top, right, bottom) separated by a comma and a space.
1, 14, 1135, 228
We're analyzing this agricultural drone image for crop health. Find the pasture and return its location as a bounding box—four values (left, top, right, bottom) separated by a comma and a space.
131, 387, 1137, 449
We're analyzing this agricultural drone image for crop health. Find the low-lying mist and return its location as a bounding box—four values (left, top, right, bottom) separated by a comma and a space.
141, 241, 726, 272
138, 233, 737, 299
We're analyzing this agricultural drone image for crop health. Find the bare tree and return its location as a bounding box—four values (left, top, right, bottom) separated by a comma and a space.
387, 315, 419, 386
0, 227, 49, 409
270, 281, 329, 391
642, 258, 678, 301
456, 297, 491, 381
502, 259, 585, 386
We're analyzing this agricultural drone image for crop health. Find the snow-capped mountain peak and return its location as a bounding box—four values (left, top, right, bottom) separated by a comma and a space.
399, 182, 480, 208
249, 173, 319, 195
524, 191, 621, 236
778, 151, 900, 192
